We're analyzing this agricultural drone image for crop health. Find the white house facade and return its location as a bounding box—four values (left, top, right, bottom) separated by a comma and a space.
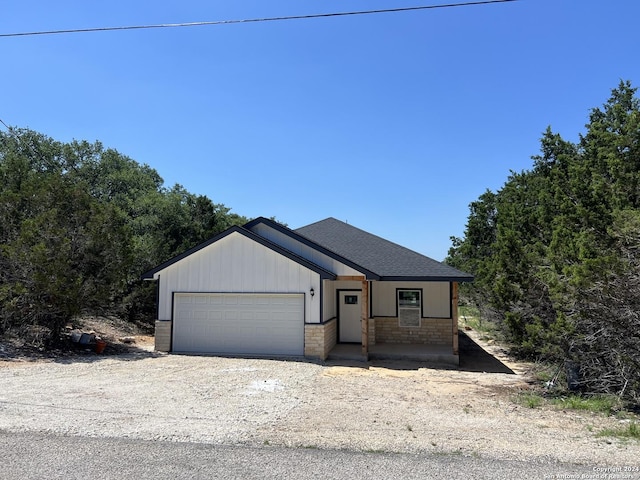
142, 217, 473, 363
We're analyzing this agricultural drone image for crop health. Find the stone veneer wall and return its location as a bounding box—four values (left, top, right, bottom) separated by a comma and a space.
154, 320, 172, 352
368, 318, 376, 346
304, 318, 337, 360
374, 317, 452, 345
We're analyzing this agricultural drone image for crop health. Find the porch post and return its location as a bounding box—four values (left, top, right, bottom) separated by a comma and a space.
361, 279, 369, 358
452, 282, 459, 355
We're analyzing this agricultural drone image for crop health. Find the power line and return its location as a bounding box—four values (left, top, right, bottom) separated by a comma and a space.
0, 0, 517, 38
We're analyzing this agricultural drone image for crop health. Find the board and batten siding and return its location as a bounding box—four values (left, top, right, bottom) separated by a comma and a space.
156, 232, 321, 323
250, 223, 364, 277
372, 281, 451, 318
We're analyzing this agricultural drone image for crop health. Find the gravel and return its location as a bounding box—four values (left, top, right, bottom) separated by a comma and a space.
0, 340, 638, 466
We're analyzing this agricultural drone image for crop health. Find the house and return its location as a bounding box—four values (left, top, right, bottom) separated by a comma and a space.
142, 217, 473, 364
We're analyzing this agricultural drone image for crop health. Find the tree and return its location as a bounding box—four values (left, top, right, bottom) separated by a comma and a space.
0, 127, 249, 345
447, 81, 640, 403
0, 166, 131, 344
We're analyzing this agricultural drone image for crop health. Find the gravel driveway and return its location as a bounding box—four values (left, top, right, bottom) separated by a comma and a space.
0, 335, 638, 467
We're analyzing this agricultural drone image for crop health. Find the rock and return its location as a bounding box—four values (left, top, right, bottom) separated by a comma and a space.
79, 333, 95, 345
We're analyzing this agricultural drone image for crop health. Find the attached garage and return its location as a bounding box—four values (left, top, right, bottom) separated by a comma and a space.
173, 293, 305, 356
142, 227, 336, 358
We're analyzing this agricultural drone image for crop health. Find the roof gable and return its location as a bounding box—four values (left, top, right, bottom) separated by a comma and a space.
141, 226, 337, 280
295, 217, 473, 281
244, 217, 380, 280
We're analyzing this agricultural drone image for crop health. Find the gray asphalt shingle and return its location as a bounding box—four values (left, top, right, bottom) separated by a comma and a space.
295, 217, 473, 281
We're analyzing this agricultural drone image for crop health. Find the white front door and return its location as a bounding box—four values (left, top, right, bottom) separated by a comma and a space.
338, 291, 362, 343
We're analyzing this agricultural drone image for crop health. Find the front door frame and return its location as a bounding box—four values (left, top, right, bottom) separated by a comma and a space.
337, 289, 362, 344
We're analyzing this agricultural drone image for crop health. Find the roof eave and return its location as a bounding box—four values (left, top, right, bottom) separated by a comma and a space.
379, 275, 474, 282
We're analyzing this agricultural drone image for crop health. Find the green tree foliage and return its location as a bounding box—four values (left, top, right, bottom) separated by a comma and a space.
448, 81, 640, 403
0, 128, 248, 345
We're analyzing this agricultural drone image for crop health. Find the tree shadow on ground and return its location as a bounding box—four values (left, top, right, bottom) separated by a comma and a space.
0, 338, 162, 365
51, 343, 162, 365
322, 331, 515, 374
458, 330, 514, 374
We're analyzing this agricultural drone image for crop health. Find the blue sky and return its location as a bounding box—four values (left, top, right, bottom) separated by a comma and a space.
2, 1, 639, 260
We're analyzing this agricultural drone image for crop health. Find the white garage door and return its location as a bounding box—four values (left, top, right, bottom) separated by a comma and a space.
172, 293, 304, 356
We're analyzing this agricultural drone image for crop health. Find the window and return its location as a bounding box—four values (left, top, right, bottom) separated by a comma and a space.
344, 295, 358, 305
398, 290, 420, 307
397, 290, 421, 327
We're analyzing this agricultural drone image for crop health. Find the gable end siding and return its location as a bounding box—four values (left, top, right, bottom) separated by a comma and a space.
249, 222, 367, 277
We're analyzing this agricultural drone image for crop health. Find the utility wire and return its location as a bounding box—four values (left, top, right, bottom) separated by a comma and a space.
0, 0, 517, 38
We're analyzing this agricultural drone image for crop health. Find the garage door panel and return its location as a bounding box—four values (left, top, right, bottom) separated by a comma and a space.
239, 296, 255, 305
224, 296, 240, 305
193, 310, 207, 320
208, 296, 223, 306
173, 293, 304, 356
225, 310, 239, 321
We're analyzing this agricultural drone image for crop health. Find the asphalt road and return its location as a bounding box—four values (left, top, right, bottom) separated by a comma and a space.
1, 431, 612, 480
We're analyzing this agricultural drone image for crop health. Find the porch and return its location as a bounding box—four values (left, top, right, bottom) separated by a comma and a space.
327, 343, 459, 366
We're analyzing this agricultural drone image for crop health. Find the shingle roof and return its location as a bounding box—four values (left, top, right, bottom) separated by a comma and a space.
295, 217, 473, 281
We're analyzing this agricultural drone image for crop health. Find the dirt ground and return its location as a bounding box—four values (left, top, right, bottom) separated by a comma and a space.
0, 320, 638, 468
0, 316, 155, 360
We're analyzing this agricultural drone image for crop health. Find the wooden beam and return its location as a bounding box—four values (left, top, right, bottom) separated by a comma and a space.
361, 279, 369, 358
452, 282, 459, 355
336, 275, 366, 281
